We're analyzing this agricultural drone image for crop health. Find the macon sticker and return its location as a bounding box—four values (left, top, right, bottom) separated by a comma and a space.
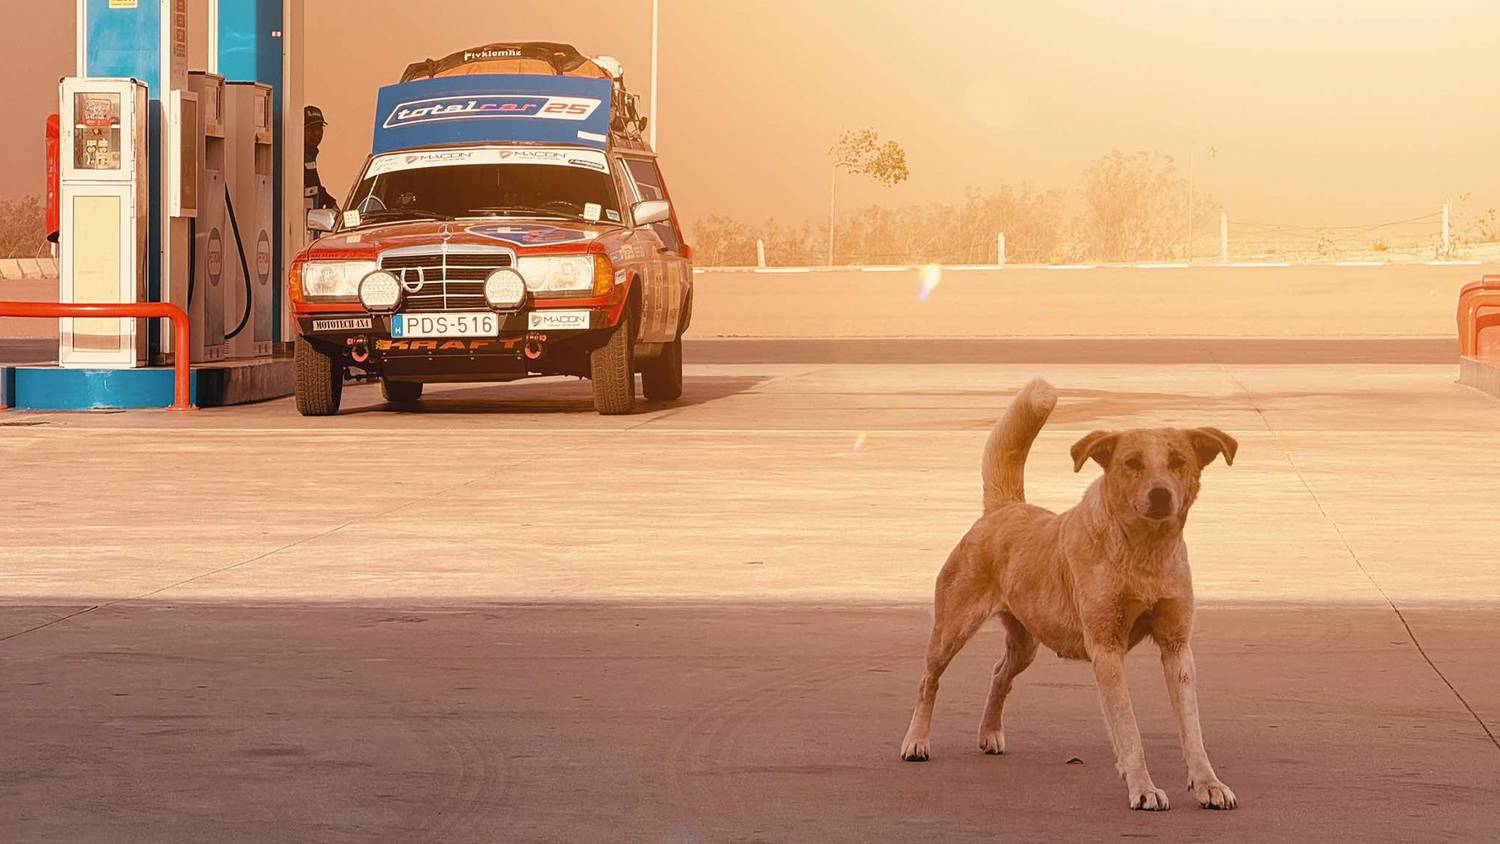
528, 310, 592, 331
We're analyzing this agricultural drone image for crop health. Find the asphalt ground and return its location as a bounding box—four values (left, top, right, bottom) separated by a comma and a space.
2, 345, 1499, 842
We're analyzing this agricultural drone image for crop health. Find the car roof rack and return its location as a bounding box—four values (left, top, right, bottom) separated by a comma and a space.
400, 41, 650, 147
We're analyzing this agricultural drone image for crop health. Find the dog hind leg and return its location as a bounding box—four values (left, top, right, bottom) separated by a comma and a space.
977, 614, 1037, 754
899, 590, 991, 762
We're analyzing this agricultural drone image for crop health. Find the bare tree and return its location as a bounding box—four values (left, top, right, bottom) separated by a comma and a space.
1073, 150, 1217, 262
689, 214, 757, 267
0, 195, 49, 259
828, 129, 908, 265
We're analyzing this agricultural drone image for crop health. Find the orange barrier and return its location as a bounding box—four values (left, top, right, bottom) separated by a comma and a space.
1457, 276, 1500, 358
0, 301, 194, 410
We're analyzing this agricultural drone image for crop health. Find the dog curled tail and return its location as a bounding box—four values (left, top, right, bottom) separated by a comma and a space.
981, 378, 1058, 511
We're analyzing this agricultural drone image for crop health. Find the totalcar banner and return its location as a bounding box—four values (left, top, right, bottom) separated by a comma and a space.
372, 74, 613, 154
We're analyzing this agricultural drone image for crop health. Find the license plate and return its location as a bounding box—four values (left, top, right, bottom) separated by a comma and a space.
391, 312, 499, 339
528, 310, 592, 331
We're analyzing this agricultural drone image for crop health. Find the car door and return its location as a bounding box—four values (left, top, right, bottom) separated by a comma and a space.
620, 156, 689, 342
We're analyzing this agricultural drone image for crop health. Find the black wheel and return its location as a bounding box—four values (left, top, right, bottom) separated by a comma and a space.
382, 379, 423, 405
590, 306, 637, 415
641, 336, 683, 401
294, 335, 343, 416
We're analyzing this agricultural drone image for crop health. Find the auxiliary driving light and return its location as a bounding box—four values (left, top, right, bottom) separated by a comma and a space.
358, 270, 402, 313
484, 268, 528, 310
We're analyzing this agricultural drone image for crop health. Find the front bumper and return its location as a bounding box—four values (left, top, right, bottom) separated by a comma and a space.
294, 306, 614, 381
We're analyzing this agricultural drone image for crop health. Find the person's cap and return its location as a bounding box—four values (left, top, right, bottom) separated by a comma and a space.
305, 105, 327, 127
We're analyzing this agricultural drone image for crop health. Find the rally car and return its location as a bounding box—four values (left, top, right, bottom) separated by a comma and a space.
289, 43, 692, 415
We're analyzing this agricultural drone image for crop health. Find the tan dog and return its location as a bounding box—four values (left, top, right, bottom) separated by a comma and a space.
898, 378, 1239, 811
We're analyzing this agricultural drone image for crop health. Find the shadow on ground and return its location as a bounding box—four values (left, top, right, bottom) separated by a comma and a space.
2, 600, 1495, 843
341, 374, 767, 416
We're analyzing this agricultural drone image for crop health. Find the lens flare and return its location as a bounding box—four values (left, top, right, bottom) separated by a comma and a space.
917, 264, 942, 302
853, 431, 868, 452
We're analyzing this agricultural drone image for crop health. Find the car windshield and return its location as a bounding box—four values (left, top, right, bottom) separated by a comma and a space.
344, 148, 622, 229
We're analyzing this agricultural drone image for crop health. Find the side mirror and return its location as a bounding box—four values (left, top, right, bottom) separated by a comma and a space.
307, 208, 337, 233
632, 199, 670, 227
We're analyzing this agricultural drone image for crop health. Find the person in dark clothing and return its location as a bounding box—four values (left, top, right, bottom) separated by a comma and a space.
304, 105, 337, 212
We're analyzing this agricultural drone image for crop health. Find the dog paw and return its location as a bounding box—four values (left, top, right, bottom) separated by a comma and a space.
978, 731, 1005, 755
899, 737, 930, 762
1190, 779, 1237, 810
1128, 783, 1170, 811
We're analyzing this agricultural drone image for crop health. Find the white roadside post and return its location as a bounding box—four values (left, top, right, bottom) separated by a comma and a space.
756, 238, 766, 268
997, 232, 1006, 267
1220, 213, 1229, 263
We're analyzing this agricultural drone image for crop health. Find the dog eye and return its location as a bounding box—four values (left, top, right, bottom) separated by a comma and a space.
1168, 453, 1186, 469
1124, 457, 1144, 470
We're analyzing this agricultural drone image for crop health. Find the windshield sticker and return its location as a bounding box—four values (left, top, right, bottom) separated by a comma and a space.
583, 203, 602, 222
342, 209, 362, 228
467, 223, 599, 246
365, 147, 608, 177
605, 209, 621, 222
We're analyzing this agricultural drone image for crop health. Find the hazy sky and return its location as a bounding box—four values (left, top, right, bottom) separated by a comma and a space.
7, 1, 1498, 233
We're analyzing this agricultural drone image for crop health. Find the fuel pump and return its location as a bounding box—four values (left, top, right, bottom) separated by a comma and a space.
57, 77, 149, 368
223, 81, 274, 359
187, 71, 227, 362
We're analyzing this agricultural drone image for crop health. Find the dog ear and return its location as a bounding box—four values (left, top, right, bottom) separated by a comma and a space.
1188, 427, 1238, 467
1070, 430, 1119, 472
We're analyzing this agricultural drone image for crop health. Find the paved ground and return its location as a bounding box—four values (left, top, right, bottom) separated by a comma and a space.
691, 264, 1494, 337
3, 345, 1499, 841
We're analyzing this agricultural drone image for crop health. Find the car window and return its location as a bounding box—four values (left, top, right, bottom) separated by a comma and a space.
622, 157, 682, 252
345, 151, 622, 228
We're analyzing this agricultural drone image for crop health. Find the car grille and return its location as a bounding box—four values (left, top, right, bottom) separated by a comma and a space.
380, 248, 514, 312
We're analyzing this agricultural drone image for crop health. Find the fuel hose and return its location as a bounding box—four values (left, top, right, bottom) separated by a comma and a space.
223, 186, 253, 340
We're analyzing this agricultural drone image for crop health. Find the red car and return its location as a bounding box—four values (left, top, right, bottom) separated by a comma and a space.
288, 45, 691, 415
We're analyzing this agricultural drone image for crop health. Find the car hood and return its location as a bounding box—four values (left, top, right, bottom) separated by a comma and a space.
303, 219, 625, 260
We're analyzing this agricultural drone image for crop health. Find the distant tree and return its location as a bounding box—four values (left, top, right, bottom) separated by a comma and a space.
1073, 150, 1217, 262
828, 129, 908, 265
690, 214, 757, 266
0, 195, 49, 259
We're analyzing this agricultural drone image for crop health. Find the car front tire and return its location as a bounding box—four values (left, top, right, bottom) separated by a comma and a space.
294, 335, 343, 416
641, 336, 683, 401
382, 379, 423, 405
591, 307, 637, 415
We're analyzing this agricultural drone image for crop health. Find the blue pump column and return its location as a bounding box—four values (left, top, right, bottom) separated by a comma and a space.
77, 0, 189, 362
217, 0, 303, 347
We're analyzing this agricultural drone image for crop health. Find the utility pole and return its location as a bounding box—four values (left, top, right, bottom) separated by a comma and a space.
1442, 202, 1451, 256
827, 164, 837, 266
1186, 149, 1194, 262
648, 0, 659, 149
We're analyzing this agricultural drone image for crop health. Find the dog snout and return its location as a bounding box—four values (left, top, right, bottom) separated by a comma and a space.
1145, 486, 1174, 519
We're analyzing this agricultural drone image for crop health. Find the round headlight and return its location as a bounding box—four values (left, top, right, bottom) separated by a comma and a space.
358, 270, 402, 313
484, 268, 528, 310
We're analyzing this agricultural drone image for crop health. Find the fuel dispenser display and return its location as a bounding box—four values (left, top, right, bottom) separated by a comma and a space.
58, 77, 149, 368
188, 71, 227, 362
224, 81, 274, 359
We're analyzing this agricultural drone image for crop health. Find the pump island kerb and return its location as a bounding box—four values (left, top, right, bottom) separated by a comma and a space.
288, 43, 693, 416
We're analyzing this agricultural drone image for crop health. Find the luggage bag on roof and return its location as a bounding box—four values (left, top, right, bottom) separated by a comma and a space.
401, 42, 610, 82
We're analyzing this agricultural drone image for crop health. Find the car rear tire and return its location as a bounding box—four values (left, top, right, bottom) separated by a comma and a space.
591, 307, 637, 415
294, 335, 343, 416
382, 379, 423, 405
641, 336, 683, 401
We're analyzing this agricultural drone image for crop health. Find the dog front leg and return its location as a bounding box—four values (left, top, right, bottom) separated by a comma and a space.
1090, 650, 1169, 811
1159, 642, 1237, 809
